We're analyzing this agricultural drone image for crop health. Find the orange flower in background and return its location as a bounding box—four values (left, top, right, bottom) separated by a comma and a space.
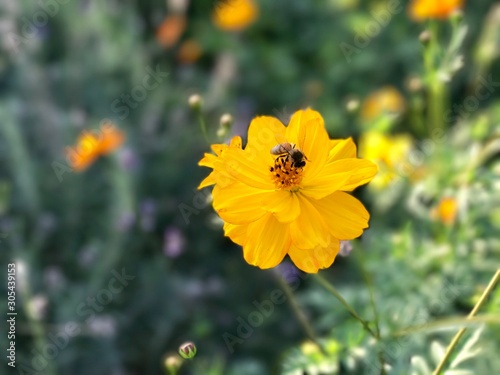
433, 197, 458, 225
156, 15, 186, 48
66, 123, 125, 172
361, 86, 406, 122
409, 0, 464, 21
212, 0, 259, 31
199, 109, 377, 273
177, 40, 202, 64
98, 122, 125, 154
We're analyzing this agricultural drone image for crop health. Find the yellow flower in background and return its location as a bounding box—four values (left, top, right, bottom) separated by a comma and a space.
199, 109, 377, 273
360, 86, 406, 122
358, 131, 412, 189
433, 197, 458, 225
212, 0, 259, 31
66, 123, 125, 172
409, 0, 464, 21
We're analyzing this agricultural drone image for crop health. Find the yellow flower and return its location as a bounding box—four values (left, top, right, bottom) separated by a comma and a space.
409, 0, 463, 21
433, 197, 458, 225
358, 131, 412, 189
66, 123, 125, 172
212, 0, 259, 31
360, 86, 406, 122
199, 109, 377, 273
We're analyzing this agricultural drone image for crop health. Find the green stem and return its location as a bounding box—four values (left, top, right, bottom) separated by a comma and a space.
432, 269, 500, 375
355, 254, 386, 374
423, 21, 446, 136
276, 275, 328, 355
313, 273, 378, 339
84, 154, 134, 297
197, 112, 210, 144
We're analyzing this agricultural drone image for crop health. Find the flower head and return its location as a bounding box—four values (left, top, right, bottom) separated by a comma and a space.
433, 196, 458, 225
212, 0, 259, 31
66, 123, 125, 172
198, 109, 377, 273
409, 0, 464, 21
358, 131, 412, 189
361, 86, 406, 122
156, 15, 186, 48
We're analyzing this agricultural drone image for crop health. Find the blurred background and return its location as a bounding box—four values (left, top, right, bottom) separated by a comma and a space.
1, 0, 499, 374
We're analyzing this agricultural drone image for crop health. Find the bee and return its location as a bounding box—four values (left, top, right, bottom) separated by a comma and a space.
270, 141, 308, 168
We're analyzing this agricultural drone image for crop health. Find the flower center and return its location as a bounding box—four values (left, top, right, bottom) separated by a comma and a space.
269, 155, 304, 191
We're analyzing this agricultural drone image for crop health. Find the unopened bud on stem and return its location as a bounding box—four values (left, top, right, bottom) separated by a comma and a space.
178, 342, 197, 360
188, 94, 203, 111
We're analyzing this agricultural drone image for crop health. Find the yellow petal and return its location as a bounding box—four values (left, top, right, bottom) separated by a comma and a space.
199, 152, 218, 168
261, 190, 301, 223
229, 135, 243, 148
313, 191, 369, 240
222, 148, 275, 190
211, 144, 228, 156
246, 116, 286, 167
290, 194, 330, 249
302, 159, 377, 199
286, 109, 330, 179
243, 213, 290, 269
288, 239, 340, 273
198, 173, 217, 189
339, 159, 378, 191
223, 222, 247, 246
300, 169, 351, 200
327, 138, 357, 163
212, 181, 268, 224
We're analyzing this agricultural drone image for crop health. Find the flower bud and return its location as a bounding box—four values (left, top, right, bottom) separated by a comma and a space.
345, 98, 360, 113
178, 342, 197, 359
406, 76, 423, 93
419, 30, 431, 45
164, 354, 182, 373
188, 94, 203, 111
219, 113, 233, 128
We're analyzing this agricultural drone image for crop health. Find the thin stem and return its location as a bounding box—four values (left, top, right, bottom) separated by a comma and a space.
355, 254, 386, 374
432, 269, 500, 375
276, 275, 328, 355
197, 112, 210, 144
313, 273, 378, 339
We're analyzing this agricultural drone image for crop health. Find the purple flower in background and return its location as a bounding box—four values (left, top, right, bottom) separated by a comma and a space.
116, 211, 135, 232
274, 261, 301, 285
118, 148, 139, 171
140, 199, 157, 232
163, 226, 185, 258
44, 266, 66, 291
